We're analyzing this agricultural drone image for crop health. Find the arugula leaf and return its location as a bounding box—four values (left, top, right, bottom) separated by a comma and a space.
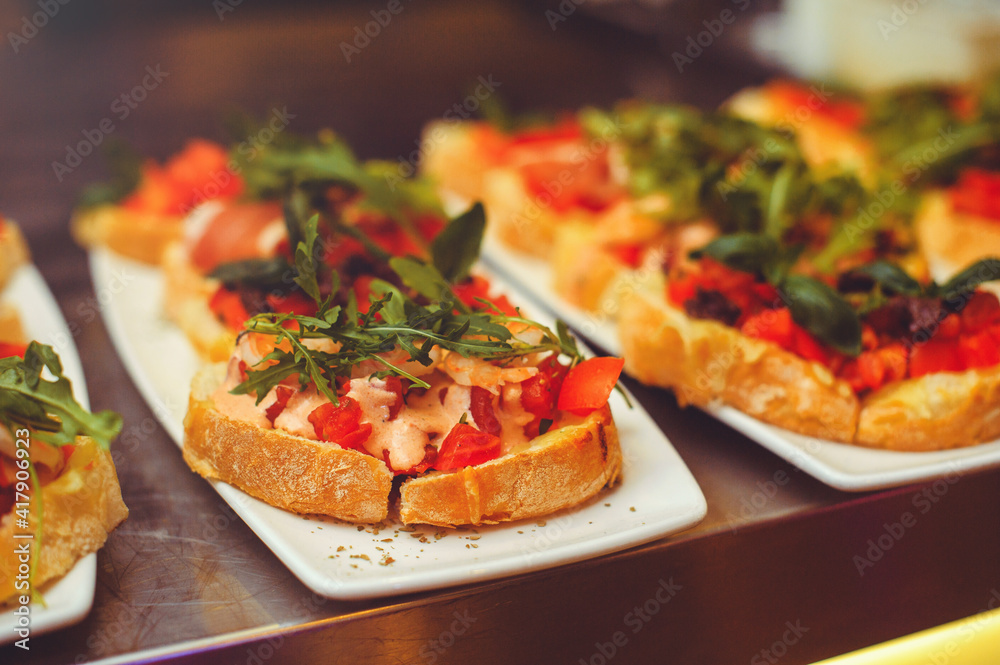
0, 343, 122, 448
431, 203, 486, 283
780, 275, 862, 356
389, 256, 453, 303
934, 258, 1000, 300
209, 257, 291, 289
691, 232, 802, 284
293, 214, 322, 302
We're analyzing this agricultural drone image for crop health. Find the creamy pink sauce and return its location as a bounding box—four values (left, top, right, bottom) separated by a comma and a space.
212, 349, 541, 472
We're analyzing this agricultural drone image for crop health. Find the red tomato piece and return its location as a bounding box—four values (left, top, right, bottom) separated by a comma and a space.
950, 168, 1000, 221
959, 291, 1000, 333
792, 327, 830, 365
308, 397, 373, 451
434, 423, 502, 470
470, 386, 502, 436
613, 244, 644, 269
266, 291, 317, 317
451, 275, 519, 316
857, 351, 885, 391
936, 313, 962, 338
878, 344, 909, 384
958, 330, 1000, 369
264, 386, 294, 425
520, 358, 568, 436
384, 376, 405, 421
209, 286, 250, 331
0, 341, 28, 359
909, 339, 963, 378
556, 357, 624, 416
741, 308, 794, 350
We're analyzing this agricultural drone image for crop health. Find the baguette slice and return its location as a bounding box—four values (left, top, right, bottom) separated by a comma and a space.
162, 242, 235, 363
400, 406, 621, 527
183, 364, 623, 526
1, 437, 129, 602
915, 191, 1000, 273
71, 204, 183, 265
183, 363, 394, 523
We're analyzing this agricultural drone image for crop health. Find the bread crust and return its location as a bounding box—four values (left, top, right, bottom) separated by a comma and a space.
399, 406, 621, 527
619, 287, 1000, 450
72, 204, 183, 265
162, 242, 235, 362
183, 363, 394, 523
1, 438, 128, 602
0, 221, 29, 291
915, 191, 1000, 272
184, 364, 623, 525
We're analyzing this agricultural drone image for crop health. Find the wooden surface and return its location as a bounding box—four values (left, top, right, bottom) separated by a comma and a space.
2, 1, 998, 663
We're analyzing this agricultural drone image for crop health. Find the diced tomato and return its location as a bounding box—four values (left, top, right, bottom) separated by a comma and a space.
959, 291, 1000, 333
909, 339, 963, 378
741, 307, 794, 350
878, 344, 909, 384
433, 422, 502, 470
415, 215, 446, 243
752, 282, 780, 305
470, 386, 502, 436
950, 168, 1000, 221
123, 140, 243, 216
506, 119, 583, 147
266, 290, 317, 317
791, 327, 830, 365
384, 376, 404, 421
838, 359, 867, 393
937, 313, 962, 338
264, 386, 294, 425
308, 397, 372, 451
190, 202, 285, 273
857, 351, 885, 391
322, 235, 366, 268
556, 357, 624, 416
958, 330, 1000, 369
667, 274, 698, 307
520, 358, 568, 432
612, 244, 644, 269
451, 275, 519, 316
209, 286, 250, 331
861, 325, 879, 351
0, 341, 28, 359
767, 80, 865, 130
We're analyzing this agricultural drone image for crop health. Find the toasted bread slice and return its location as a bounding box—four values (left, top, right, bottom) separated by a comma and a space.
0, 437, 128, 602
421, 121, 493, 204
162, 242, 235, 363
183, 363, 623, 525
915, 191, 1000, 274
72, 204, 183, 265
183, 363, 394, 523
400, 406, 620, 527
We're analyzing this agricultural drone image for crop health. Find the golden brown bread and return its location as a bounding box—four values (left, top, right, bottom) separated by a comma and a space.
618, 286, 1000, 450
162, 242, 235, 363
71, 204, 183, 265
183, 363, 623, 525
420, 121, 493, 204
399, 406, 620, 527
0, 438, 129, 602
915, 191, 1000, 273
183, 363, 394, 523
0, 221, 29, 292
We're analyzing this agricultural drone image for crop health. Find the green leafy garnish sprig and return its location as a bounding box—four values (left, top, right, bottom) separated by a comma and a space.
231, 205, 585, 406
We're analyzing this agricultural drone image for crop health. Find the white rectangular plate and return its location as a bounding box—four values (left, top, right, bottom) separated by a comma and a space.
90, 248, 707, 600
2, 265, 97, 644
480, 237, 1000, 492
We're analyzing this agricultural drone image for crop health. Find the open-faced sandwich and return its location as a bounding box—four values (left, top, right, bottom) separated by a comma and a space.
72, 139, 242, 264
182, 212, 624, 526
1, 342, 127, 602
619, 230, 1000, 451
162, 129, 450, 363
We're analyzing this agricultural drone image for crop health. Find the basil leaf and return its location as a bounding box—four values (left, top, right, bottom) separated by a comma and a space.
691, 233, 779, 276
853, 260, 923, 296
935, 258, 1000, 300
780, 275, 862, 356
209, 257, 292, 289
431, 203, 486, 283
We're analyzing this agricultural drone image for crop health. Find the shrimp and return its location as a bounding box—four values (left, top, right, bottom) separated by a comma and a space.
440, 352, 537, 392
